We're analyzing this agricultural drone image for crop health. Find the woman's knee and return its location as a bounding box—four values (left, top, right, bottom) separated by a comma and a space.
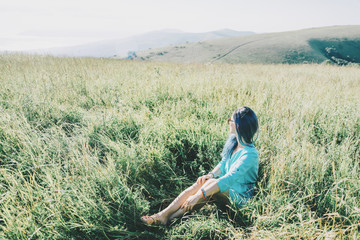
202, 178, 217, 188
184, 182, 201, 194
187, 178, 217, 193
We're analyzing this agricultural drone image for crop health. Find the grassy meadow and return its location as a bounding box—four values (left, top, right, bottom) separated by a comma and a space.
0, 54, 359, 239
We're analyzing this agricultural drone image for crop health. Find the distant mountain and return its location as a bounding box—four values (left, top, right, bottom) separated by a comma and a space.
24, 29, 254, 58
135, 26, 360, 65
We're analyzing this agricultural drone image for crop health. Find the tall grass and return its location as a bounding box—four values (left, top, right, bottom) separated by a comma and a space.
0, 54, 359, 239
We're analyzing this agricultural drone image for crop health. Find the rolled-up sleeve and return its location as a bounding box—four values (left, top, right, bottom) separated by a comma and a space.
216, 153, 256, 192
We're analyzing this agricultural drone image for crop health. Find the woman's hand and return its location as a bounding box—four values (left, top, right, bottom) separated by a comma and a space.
196, 174, 212, 186
181, 193, 203, 212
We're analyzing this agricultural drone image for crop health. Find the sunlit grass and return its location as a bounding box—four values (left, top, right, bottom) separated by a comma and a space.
0, 54, 359, 239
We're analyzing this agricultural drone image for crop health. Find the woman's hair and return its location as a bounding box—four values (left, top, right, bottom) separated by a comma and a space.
221, 106, 259, 159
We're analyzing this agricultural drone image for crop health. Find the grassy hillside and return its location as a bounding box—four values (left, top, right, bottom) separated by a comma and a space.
135, 25, 360, 65
0, 54, 359, 239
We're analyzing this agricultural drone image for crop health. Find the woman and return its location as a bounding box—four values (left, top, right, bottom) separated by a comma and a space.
141, 106, 259, 225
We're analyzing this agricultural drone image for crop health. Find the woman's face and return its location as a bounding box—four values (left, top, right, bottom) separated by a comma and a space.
228, 115, 236, 133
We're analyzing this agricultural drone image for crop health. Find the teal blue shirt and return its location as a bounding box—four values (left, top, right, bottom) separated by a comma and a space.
216, 144, 259, 206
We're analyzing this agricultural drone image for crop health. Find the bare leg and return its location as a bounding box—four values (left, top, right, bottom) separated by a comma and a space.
158, 182, 203, 222
168, 179, 219, 221
141, 181, 203, 225
141, 179, 229, 225
168, 183, 231, 221
167, 200, 208, 221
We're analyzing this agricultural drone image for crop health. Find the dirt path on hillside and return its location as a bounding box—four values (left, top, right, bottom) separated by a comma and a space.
210, 41, 256, 63
210, 38, 272, 63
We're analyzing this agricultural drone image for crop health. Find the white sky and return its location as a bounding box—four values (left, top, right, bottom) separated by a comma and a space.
1, 0, 360, 50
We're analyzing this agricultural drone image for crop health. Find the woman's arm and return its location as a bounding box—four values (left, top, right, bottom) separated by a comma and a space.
209, 165, 222, 178
197, 156, 223, 185
197, 164, 223, 186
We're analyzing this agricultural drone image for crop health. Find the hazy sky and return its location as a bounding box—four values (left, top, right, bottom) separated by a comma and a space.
1, 0, 360, 50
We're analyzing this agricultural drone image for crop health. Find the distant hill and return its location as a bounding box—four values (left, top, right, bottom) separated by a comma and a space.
134, 26, 360, 65
24, 29, 254, 58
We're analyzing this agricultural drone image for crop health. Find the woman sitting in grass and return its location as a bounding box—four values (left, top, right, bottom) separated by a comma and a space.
141, 106, 259, 225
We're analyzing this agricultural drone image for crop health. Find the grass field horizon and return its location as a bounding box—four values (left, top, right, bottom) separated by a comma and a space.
0, 54, 359, 239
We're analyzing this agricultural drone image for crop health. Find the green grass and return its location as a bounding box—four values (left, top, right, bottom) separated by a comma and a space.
0, 54, 359, 239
